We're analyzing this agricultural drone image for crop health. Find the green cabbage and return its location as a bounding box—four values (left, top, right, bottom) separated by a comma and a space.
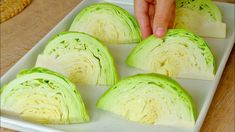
174, 0, 226, 38
69, 3, 141, 44
97, 74, 196, 128
0, 67, 89, 124
36, 32, 118, 85
126, 29, 216, 80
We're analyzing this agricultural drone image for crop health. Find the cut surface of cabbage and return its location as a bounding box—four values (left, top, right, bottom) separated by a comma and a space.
36, 32, 118, 85
126, 29, 216, 80
69, 3, 141, 44
174, 0, 226, 38
1, 67, 89, 124
97, 74, 196, 128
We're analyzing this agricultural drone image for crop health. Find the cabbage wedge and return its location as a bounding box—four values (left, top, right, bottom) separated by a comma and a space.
0, 67, 89, 124
97, 74, 196, 128
36, 32, 118, 85
69, 3, 141, 44
174, 0, 226, 38
126, 29, 216, 80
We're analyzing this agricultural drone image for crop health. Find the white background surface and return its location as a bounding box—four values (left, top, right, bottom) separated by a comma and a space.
1, 0, 234, 132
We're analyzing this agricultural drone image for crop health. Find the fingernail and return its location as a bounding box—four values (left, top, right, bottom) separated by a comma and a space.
155, 27, 165, 37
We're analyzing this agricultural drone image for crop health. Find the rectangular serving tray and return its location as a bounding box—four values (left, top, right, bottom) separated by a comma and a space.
1, 0, 234, 132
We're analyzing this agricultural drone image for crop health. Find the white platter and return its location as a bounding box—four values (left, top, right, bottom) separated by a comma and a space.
1, 0, 234, 132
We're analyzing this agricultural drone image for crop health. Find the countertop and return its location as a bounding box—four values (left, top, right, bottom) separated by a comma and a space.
0, 0, 234, 132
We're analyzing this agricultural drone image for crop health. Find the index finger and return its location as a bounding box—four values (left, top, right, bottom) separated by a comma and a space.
134, 0, 152, 38
153, 0, 175, 37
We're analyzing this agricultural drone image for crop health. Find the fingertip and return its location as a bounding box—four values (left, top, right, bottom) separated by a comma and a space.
142, 32, 152, 38
154, 27, 166, 38
139, 23, 153, 38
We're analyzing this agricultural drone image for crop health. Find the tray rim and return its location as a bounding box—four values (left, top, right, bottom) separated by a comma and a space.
1, 0, 234, 132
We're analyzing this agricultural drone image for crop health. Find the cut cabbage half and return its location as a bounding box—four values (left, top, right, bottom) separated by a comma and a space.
126, 29, 216, 80
0, 67, 89, 124
36, 32, 118, 85
69, 3, 141, 44
97, 74, 196, 128
174, 0, 226, 38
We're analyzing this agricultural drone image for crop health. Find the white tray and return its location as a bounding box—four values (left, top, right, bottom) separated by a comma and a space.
1, 0, 234, 132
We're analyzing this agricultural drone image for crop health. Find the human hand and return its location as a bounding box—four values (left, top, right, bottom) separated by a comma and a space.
134, 0, 176, 38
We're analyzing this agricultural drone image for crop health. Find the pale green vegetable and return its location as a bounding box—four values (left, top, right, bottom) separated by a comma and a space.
69, 3, 141, 44
126, 29, 216, 80
97, 74, 196, 128
174, 0, 226, 38
36, 32, 118, 85
0, 67, 89, 124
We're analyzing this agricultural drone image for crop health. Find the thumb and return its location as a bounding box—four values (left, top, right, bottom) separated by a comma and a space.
153, 0, 174, 38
